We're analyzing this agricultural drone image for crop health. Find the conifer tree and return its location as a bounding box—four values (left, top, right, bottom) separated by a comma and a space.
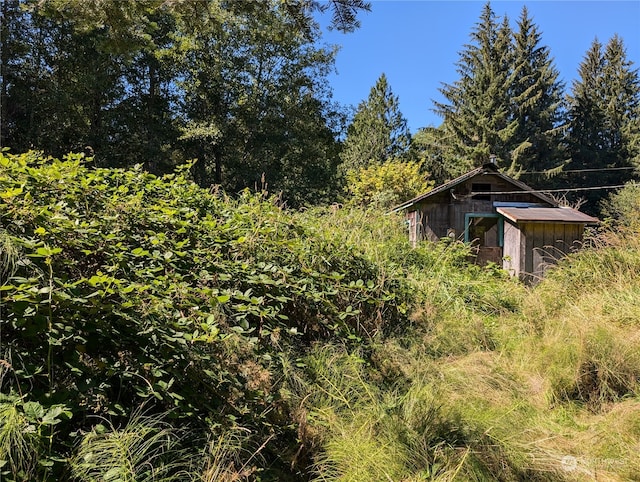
566, 35, 640, 209
433, 2, 515, 170
509, 6, 565, 173
601, 36, 640, 169
431, 3, 567, 177
567, 39, 607, 171
340, 73, 411, 171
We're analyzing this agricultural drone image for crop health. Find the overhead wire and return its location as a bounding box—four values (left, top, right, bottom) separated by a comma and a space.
469, 184, 628, 197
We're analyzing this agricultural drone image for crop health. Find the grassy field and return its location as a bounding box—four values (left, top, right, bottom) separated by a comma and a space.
294, 211, 640, 482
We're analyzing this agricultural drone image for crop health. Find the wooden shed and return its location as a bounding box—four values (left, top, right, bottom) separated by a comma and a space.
393, 163, 598, 282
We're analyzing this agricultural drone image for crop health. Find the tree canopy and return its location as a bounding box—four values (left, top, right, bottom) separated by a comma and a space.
432, 3, 565, 175
563, 35, 640, 209
0, 0, 371, 207
340, 73, 411, 172
433, 3, 515, 171
508, 6, 565, 173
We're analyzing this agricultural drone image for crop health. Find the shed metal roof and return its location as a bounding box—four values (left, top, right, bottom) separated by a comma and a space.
496, 207, 599, 224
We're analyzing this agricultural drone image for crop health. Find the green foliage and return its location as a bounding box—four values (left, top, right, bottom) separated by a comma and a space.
433, 3, 516, 169
177, 1, 345, 205
345, 159, 433, 208
565, 35, 640, 210
2, 150, 640, 480
1, 0, 348, 206
0, 229, 20, 285
519, 231, 640, 407
0, 151, 408, 479
0, 392, 71, 482
410, 126, 468, 186
508, 6, 565, 174
601, 181, 640, 230
282, 211, 640, 481
200, 428, 257, 482
431, 3, 567, 177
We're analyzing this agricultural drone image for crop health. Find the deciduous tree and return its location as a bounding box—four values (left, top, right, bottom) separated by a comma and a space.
177, 1, 343, 205
346, 158, 433, 208
1, 0, 363, 205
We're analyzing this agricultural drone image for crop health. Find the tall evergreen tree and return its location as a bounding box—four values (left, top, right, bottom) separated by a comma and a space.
566, 35, 640, 210
340, 73, 411, 171
601, 36, 640, 169
410, 126, 453, 185
431, 3, 566, 177
567, 39, 607, 171
433, 2, 515, 171
509, 6, 565, 173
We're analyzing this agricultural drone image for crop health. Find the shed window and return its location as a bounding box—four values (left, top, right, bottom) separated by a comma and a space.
464, 213, 504, 247
472, 183, 491, 200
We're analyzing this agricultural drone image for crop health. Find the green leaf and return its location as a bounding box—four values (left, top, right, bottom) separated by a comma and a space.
23, 401, 45, 420
0, 186, 23, 199
36, 246, 62, 257
42, 405, 72, 425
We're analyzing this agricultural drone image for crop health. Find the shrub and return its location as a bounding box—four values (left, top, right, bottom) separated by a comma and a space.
345, 159, 434, 209
0, 151, 410, 479
600, 181, 640, 230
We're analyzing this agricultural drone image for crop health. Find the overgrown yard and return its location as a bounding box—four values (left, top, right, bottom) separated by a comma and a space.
1, 152, 639, 481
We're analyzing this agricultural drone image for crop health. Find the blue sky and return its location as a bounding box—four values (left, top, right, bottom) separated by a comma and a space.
317, 1, 640, 133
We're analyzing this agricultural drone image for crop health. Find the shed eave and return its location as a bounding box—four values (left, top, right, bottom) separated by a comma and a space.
496, 207, 599, 224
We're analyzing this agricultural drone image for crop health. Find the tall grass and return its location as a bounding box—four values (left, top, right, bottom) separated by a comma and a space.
3, 179, 639, 480
511, 231, 640, 408
200, 429, 262, 482
70, 409, 190, 482
289, 210, 640, 481
0, 393, 40, 481
59, 210, 640, 481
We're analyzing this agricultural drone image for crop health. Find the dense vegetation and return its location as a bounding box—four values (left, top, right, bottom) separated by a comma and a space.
0, 150, 409, 480
2, 151, 640, 481
0, 0, 371, 206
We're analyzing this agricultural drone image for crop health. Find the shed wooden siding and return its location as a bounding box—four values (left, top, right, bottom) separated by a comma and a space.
504, 221, 584, 281
407, 210, 418, 246
503, 220, 524, 277
411, 202, 462, 242
397, 164, 597, 283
